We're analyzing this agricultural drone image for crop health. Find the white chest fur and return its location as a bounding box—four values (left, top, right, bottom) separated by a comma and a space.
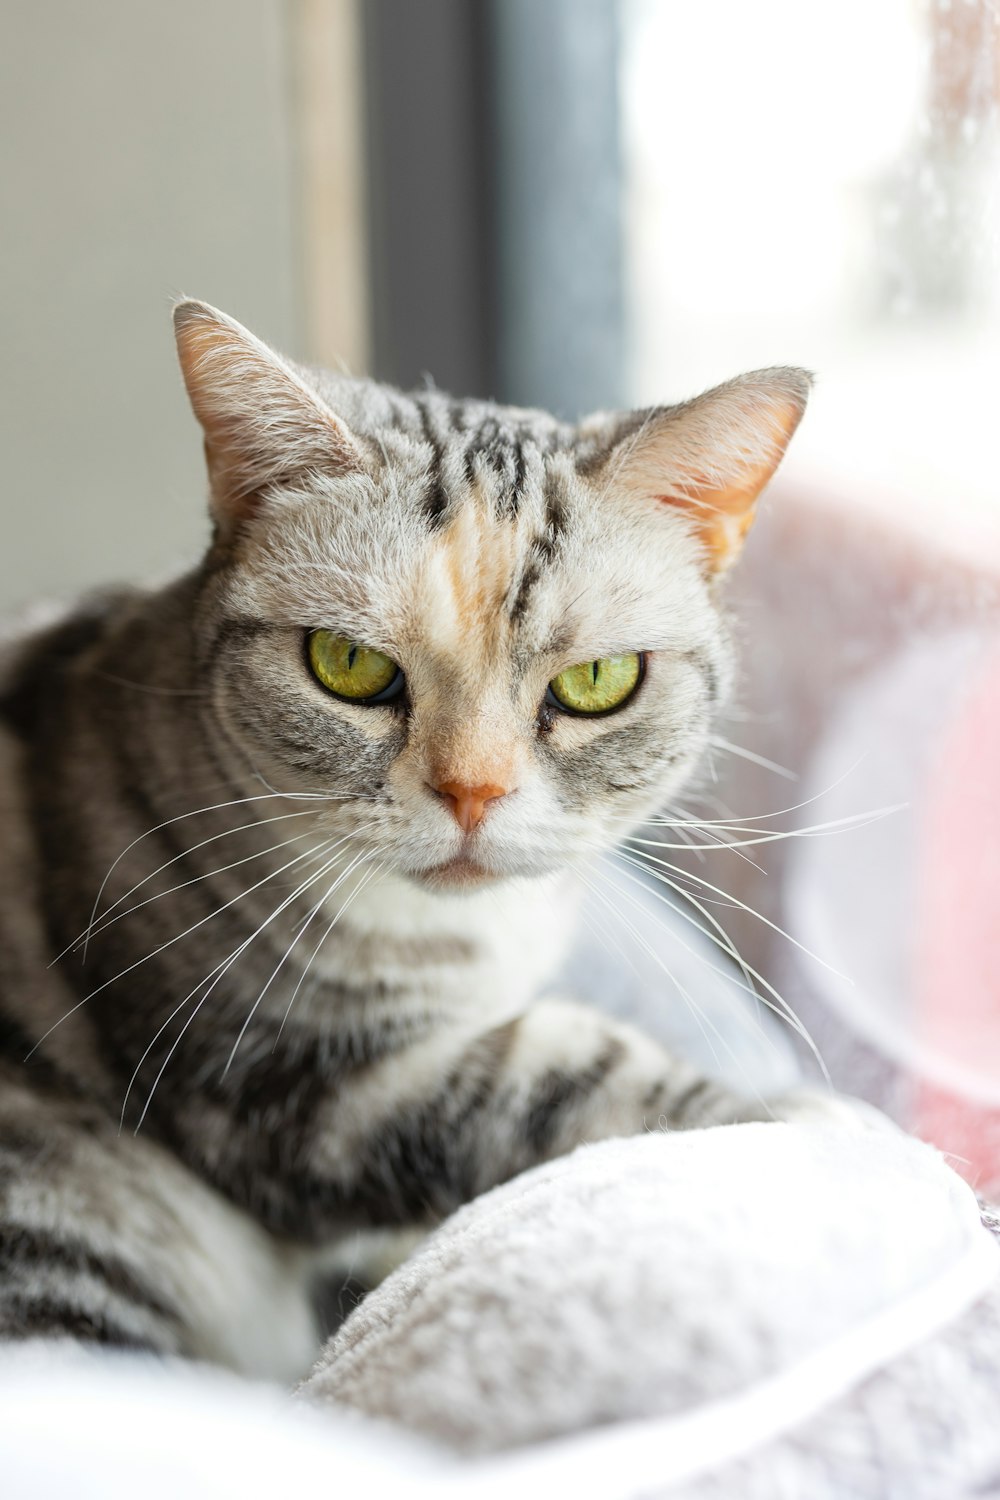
319, 867, 577, 1017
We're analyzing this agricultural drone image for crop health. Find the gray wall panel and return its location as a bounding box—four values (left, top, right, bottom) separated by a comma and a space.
0, 1, 299, 609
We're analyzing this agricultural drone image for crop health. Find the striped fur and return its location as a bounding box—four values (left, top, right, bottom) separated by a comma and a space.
0, 302, 809, 1374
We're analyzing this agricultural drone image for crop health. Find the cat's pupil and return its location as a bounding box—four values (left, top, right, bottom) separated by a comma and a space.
591, 661, 599, 685
347, 644, 358, 670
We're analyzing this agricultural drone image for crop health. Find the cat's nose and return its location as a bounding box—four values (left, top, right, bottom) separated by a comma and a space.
432, 780, 509, 834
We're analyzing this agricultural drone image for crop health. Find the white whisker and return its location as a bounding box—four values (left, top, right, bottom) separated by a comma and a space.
223, 845, 380, 1077
623, 843, 852, 982
126, 837, 367, 1133
626, 805, 905, 852
576, 862, 738, 1087
708, 735, 798, 780
271, 859, 385, 1051
117, 838, 345, 1130
30, 835, 354, 1058
79, 788, 347, 963
608, 849, 828, 1077
640, 757, 882, 830
73, 826, 321, 950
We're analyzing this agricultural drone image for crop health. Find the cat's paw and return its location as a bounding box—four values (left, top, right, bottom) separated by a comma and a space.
756, 1088, 898, 1134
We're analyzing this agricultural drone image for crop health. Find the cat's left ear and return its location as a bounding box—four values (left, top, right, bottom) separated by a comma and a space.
582, 368, 811, 574
173, 299, 365, 534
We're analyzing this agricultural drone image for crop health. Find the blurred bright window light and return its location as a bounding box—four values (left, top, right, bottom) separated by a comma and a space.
622, 0, 1000, 555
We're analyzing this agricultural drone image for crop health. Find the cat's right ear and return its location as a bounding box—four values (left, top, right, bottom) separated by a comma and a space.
579, 369, 811, 575
173, 300, 364, 534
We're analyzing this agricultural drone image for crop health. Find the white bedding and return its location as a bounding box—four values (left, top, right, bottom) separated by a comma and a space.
2, 1116, 996, 1500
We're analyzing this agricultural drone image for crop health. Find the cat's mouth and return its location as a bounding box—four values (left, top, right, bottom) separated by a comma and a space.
416, 855, 500, 891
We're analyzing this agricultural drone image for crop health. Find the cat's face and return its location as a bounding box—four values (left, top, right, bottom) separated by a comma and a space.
176, 302, 808, 890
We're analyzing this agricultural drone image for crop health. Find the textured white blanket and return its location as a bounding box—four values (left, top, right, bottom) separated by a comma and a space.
2, 1119, 995, 1499
303, 1120, 998, 1490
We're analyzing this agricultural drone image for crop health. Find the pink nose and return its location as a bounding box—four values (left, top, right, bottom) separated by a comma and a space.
433, 781, 509, 834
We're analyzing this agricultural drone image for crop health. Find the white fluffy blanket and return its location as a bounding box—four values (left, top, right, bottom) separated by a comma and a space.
2, 1118, 997, 1498
301, 1120, 999, 1493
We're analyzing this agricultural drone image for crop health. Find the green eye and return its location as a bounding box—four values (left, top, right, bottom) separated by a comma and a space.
307, 631, 402, 703
547, 653, 644, 716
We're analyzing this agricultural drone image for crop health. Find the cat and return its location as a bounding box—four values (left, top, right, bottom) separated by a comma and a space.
0, 299, 827, 1379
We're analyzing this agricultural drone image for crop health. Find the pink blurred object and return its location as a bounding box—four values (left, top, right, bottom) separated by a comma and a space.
915, 646, 1000, 1186
701, 482, 1000, 1192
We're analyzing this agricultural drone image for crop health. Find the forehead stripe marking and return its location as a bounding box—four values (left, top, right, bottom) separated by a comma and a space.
508, 561, 541, 626
416, 401, 450, 526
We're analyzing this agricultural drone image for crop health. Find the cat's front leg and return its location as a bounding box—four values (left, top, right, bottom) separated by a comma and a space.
493, 996, 743, 1152
316, 996, 875, 1224
481, 998, 881, 1158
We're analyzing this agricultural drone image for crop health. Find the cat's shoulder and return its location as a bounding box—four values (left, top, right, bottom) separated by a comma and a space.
0, 590, 139, 715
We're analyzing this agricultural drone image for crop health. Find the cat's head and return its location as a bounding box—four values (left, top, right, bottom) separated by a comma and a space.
174, 301, 808, 891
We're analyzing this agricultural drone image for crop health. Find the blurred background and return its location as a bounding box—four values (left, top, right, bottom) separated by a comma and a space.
4, 0, 999, 607
3, 0, 1000, 1178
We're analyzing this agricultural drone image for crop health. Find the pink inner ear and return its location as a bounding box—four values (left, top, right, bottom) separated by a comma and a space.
174, 305, 363, 523
914, 645, 1000, 1181
654, 403, 805, 570
654, 470, 770, 572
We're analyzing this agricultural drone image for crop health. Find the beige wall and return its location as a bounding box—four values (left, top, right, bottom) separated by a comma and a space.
0, 0, 365, 612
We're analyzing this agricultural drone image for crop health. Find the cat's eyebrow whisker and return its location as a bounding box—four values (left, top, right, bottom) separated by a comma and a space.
223, 844, 379, 1077
591, 407, 661, 510
270, 857, 386, 1053
29, 834, 358, 1060
123, 836, 365, 1133
607, 848, 827, 1073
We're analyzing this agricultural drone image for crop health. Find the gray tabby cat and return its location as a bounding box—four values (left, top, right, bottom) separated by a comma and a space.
0, 300, 818, 1378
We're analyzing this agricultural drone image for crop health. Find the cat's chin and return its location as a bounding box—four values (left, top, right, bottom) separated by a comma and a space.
403, 845, 562, 891
412, 856, 504, 893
